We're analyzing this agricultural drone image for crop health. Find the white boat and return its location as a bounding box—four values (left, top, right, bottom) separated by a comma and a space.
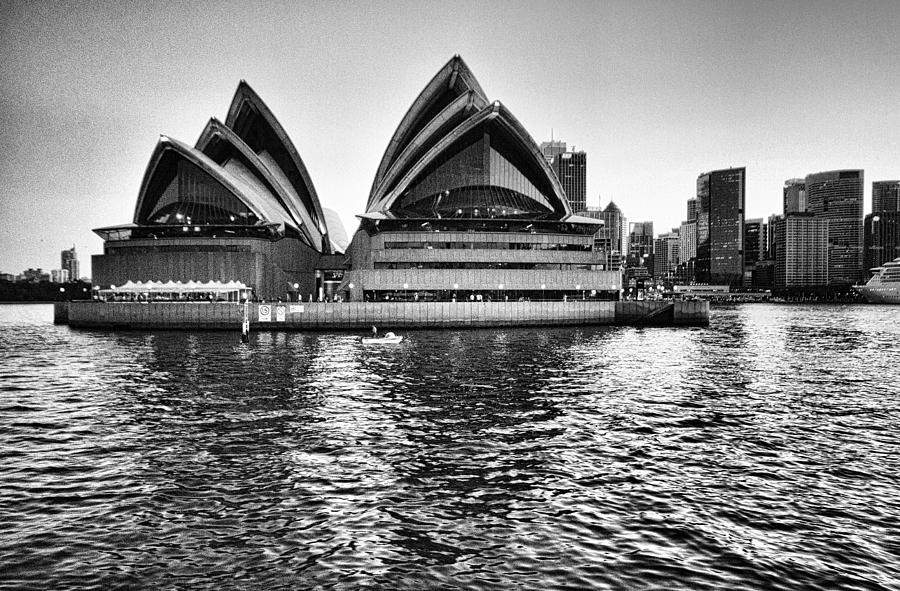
361, 332, 403, 344
855, 257, 900, 304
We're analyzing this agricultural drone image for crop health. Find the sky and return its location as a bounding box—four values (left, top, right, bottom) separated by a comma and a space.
1, 0, 899, 278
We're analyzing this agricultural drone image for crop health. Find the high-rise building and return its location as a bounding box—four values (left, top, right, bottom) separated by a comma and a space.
539, 140, 566, 164
696, 167, 745, 286
653, 231, 680, 282
805, 170, 864, 284
744, 218, 764, 264
743, 218, 764, 287
783, 179, 807, 214
61, 246, 79, 281
767, 214, 782, 262
22, 268, 49, 282
588, 201, 627, 270
679, 219, 697, 263
678, 219, 697, 284
864, 212, 900, 275
774, 213, 829, 289
627, 222, 654, 270
686, 198, 698, 221
872, 180, 900, 212
50, 269, 70, 283
551, 151, 587, 212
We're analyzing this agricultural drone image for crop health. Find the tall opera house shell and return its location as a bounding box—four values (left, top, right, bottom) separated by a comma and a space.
92, 82, 346, 300
341, 56, 620, 302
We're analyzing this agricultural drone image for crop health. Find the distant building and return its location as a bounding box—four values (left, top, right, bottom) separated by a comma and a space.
22, 268, 49, 282
872, 180, 900, 212
539, 140, 566, 164
744, 218, 765, 287
679, 219, 697, 263
864, 212, 900, 276
696, 167, 745, 286
686, 198, 698, 222
627, 221, 654, 271
677, 219, 697, 283
653, 231, 680, 282
774, 213, 829, 289
550, 151, 587, 213
51, 269, 70, 283
767, 213, 782, 262
61, 246, 79, 283
805, 169, 864, 284
582, 201, 626, 270
783, 178, 807, 214
752, 259, 775, 290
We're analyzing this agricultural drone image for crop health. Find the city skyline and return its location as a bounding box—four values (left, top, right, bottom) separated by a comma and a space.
2, 1, 900, 276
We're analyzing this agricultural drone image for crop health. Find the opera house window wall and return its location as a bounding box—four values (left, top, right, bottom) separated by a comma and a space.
92, 82, 346, 302
341, 56, 621, 302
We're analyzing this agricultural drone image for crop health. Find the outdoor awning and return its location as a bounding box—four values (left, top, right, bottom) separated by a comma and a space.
101, 280, 250, 293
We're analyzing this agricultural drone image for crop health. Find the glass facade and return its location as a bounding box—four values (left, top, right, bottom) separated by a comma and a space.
805, 170, 864, 284
864, 212, 900, 274
144, 159, 258, 226
696, 168, 745, 286
393, 127, 556, 217
872, 181, 900, 212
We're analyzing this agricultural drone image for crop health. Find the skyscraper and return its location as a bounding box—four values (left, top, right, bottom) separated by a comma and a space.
551, 151, 587, 213
767, 214, 782, 262
872, 180, 900, 212
744, 218, 764, 287
864, 212, 900, 274
61, 246, 79, 281
696, 167, 745, 286
774, 214, 829, 289
539, 140, 566, 164
592, 201, 626, 270
653, 230, 680, 282
679, 219, 697, 263
686, 198, 698, 221
627, 222, 654, 270
805, 170, 864, 284
783, 179, 807, 214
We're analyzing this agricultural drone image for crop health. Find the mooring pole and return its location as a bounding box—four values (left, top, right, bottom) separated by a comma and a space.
241, 298, 250, 343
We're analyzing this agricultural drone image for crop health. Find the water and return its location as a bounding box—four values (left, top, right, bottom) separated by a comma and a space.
1, 303, 899, 590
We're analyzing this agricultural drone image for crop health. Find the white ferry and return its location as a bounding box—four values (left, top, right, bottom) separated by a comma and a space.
855, 257, 900, 304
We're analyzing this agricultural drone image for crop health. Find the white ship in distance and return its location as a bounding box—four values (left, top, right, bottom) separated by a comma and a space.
855, 257, 900, 304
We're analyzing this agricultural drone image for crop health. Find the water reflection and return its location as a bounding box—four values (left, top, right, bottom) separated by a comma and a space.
1, 304, 899, 589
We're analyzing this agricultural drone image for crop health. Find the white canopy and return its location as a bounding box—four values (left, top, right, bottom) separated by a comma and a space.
102, 280, 250, 294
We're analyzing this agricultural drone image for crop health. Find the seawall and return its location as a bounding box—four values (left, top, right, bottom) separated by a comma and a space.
54, 300, 708, 329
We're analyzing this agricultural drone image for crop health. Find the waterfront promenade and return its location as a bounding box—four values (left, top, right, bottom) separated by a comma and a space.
55, 300, 709, 330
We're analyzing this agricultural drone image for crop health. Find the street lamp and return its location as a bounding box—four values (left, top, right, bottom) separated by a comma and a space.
453, 282, 459, 302
541, 283, 546, 301
403, 282, 409, 302
498, 283, 504, 301
576, 284, 581, 300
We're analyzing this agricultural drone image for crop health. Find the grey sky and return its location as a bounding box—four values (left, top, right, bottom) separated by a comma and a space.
1, 0, 898, 277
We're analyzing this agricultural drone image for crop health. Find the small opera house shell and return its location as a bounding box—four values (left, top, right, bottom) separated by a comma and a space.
92, 82, 345, 301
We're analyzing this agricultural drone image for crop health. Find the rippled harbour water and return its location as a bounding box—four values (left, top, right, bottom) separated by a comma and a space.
1, 303, 899, 590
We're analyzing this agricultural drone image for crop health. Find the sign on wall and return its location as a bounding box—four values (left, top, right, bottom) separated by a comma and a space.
289, 305, 304, 314
275, 306, 286, 322
258, 304, 271, 322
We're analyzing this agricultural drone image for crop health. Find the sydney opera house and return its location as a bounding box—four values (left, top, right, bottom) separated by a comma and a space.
341, 56, 618, 302
92, 82, 346, 301
92, 56, 621, 302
